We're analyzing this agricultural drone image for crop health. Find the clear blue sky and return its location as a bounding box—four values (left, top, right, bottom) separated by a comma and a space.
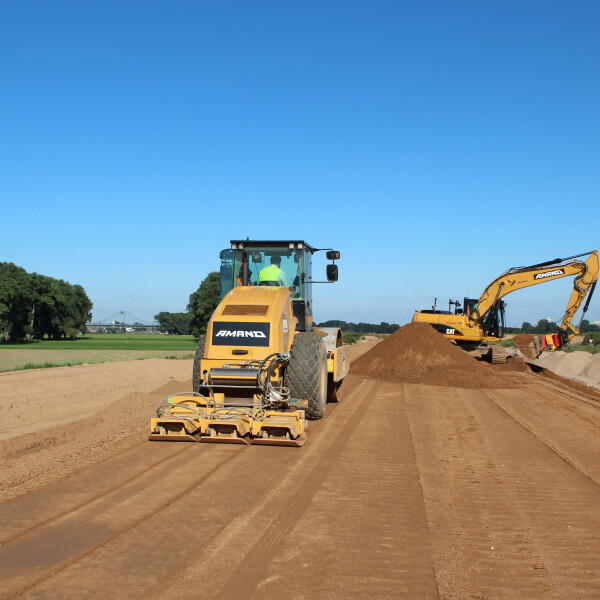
2, 1, 599, 327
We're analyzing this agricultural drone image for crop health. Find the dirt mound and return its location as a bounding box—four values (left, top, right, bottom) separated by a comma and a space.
582, 354, 600, 382
0, 378, 189, 502
350, 322, 511, 388
538, 350, 599, 379
496, 357, 531, 372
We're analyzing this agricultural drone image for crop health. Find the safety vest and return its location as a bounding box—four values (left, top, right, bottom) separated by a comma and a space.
259, 265, 282, 284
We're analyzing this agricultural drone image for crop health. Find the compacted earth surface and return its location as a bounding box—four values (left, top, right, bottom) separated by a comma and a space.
2, 330, 600, 599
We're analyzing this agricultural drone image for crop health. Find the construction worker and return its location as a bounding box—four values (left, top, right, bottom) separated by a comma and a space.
259, 256, 289, 286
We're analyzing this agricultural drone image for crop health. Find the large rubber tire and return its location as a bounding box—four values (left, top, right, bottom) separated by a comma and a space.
285, 332, 328, 420
192, 336, 206, 394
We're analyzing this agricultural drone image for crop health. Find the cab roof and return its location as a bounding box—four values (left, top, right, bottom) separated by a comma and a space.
230, 240, 316, 252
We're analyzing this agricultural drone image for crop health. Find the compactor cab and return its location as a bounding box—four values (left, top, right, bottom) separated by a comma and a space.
150, 240, 349, 447
220, 240, 338, 332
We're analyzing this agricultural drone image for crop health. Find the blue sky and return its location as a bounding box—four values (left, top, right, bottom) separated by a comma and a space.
1, 1, 599, 327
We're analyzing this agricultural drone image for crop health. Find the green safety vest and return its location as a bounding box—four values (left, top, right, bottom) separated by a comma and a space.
259, 265, 282, 284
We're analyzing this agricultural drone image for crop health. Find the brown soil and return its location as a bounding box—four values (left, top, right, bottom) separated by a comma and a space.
496, 356, 532, 372
493, 357, 600, 399
513, 332, 538, 358
351, 322, 512, 388
0, 360, 192, 502
535, 366, 600, 398
2, 371, 600, 598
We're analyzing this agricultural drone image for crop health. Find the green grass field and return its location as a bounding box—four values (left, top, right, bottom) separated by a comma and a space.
0, 333, 198, 351
0, 334, 198, 372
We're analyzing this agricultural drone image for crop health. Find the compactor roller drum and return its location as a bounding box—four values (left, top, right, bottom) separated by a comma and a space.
192, 336, 206, 394
285, 332, 328, 419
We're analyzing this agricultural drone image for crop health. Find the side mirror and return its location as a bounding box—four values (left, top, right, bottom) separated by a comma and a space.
326, 250, 340, 260
326, 264, 338, 282
251, 252, 262, 263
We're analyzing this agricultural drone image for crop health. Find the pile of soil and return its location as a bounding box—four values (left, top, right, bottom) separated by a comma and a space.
496, 357, 531, 372
533, 350, 600, 390
350, 322, 511, 389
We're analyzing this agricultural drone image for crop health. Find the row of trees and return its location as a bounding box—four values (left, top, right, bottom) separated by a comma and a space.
153, 312, 193, 335
316, 320, 401, 334
507, 319, 600, 335
0, 262, 93, 342
154, 272, 220, 336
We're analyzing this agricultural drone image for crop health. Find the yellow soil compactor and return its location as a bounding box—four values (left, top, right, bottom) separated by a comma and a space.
150, 240, 349, 447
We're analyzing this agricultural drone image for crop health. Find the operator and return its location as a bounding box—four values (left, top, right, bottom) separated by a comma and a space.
259, 256, 289, 286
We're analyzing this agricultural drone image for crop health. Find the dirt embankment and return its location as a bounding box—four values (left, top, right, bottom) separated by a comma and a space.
0, 360, 192, 502
351, 322, 512, 388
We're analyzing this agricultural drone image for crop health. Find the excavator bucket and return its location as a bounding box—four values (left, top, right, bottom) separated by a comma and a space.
514, 334, 543, 359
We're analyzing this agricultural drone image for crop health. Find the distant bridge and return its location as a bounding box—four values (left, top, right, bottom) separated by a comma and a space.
86, 311, 160, 332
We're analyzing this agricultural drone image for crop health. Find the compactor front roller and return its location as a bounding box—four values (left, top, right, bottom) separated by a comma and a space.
150, 240, 349, 447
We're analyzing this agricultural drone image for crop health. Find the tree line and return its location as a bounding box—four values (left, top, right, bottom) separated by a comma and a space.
0, 262, 93, 342
316, 320, 401, 334
505, 319, 600, 335
154, 272, 220, 336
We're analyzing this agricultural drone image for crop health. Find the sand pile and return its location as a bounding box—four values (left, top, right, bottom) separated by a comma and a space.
536, 350, 600, 387
351, 322, 510, 388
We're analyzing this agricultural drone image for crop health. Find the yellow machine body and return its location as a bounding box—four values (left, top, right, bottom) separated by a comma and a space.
150, 240, 348, 446
414, 250, 599, 359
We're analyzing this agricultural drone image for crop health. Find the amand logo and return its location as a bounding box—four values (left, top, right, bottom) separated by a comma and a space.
534, 268, 565, 280
216, 330, 266, 338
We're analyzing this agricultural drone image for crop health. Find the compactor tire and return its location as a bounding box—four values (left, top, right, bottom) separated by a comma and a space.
286, 332, 328, 420
192, 336, 206, 394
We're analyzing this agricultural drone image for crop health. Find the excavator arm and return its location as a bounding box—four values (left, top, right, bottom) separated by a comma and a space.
475, 250, 599, 348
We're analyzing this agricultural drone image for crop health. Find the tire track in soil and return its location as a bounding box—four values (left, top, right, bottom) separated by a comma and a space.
213, 380, 384, 600
0, 444, 249, 600
0, 442, 192, 545
149, 377, 438, 600
2, 378, 375, 600
404, 384, 560, 600
249, 382, 439, 599
468, 386, 600, 599
483, 385, 600, 487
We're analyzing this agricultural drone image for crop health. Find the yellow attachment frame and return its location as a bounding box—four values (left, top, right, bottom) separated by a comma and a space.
149, 394, 307, 447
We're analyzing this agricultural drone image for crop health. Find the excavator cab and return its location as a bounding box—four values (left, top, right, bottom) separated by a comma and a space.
480, 301, 505, 340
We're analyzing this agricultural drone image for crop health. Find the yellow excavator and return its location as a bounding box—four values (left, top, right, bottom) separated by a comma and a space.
413, 250, 599, 361
150, 240, 349, 447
